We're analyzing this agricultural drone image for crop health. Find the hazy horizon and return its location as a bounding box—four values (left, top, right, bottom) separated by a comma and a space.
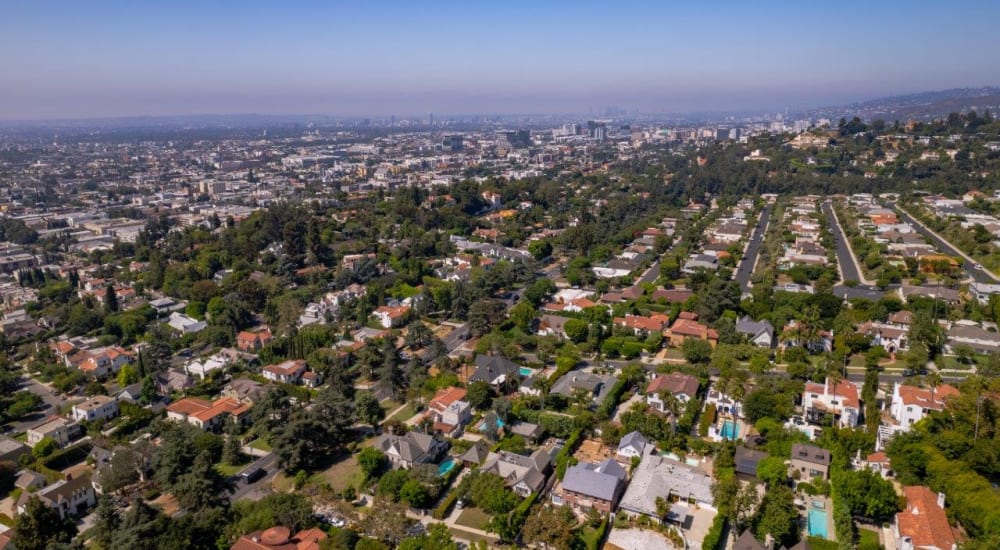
3, 1, 999, 120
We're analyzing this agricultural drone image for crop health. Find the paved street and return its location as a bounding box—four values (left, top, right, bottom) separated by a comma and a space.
228, 452, 278, 502
822, 201, 869, 285
734, 204, 773, 294
890, 202, 1000, 284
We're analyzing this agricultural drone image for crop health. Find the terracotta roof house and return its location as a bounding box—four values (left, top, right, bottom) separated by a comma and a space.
613, 313, 670, 335
665, 315, 718, 347
888, 382, 960, 429
373, 305, 411, 328
237, 328, 273, 352
645, 372, 700, 413
262, 359, 307, 384
803, 378, 862, 427
652, 288, 694, 304
166, 397, 249, 431
893, 486, 958, 550
425, 386, 472, 436
231, 526, 327, 550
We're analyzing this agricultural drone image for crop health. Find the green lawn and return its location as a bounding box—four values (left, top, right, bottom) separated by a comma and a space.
806, 536, 839, 550
858, 528, 879, 549
249, 438, 272, 452
937, 354, 986, 371
316, 454, 366, 494
388, 403, 418, 423
380, 399, 402, 413
216, 462, 243, 477
454, 507, 492, 530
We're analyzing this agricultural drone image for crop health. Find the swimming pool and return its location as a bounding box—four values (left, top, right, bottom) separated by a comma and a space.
519, 367, 534, 377
478, 417, 505, 432
720, 420, 738, 440
438, 458, 457, 477
808, 508, 829, 539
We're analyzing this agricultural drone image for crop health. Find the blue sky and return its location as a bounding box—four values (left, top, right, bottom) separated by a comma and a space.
1, 1, 998, 119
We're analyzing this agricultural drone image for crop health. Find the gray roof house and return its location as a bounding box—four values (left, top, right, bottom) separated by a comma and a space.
616, 431, 649, 462
734, 447, 769, 479
460, 440, 490, 466
470, 354, 520, 388
683, 254, 719, 274
375, 432, 447, 469
551, 371, 618, 405
735, 316, 775, 348
555, 458, 628, 513
619, 455, 715, 521
481, 449, 551, 497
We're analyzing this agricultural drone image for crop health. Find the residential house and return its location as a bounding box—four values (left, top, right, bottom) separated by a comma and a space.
166, 397, 250, 431
223, 378, 268, 405
167, 312, 207, 333
683, 254, 719, 274
551, 371, 617, 406
853, 451, 893, 479
790, 443, 831, 480
613, 313, 670, 336
375, 432, 447, 469
705, 384, 743, 418
802, 378, 862, 427
508, 422, 545, 443
236, 328, 273, 352
734, 530, 766, 550
17, 474, 96, 519
480, 449, 551, 497
0, 436, 28, 463
27, 417, 75, 448
554, 458, 628, 513
945, 322, 1000, 354
893, 486, 958, 550
734, 447, 769, 480
858, 321, 909, 354
373, 305, 410, 328
618, 454, 715, 522
231, 526, 327, 550
70, 395, 119, 423
616, 431, 650, 463
469, 354, 520, 389
645, 372, 700, 413
460, 440, 491, 467
665, 312, 718, 348
185, 353, 231, 380
262, 359, 307, 384
537, 314, 571, 339
888, 382, 959, 428
426, 386, 472, 436
651, 288, 694, 304
76, 346, 133, 378
155, 369, 193, 396
735, 316, 775, 348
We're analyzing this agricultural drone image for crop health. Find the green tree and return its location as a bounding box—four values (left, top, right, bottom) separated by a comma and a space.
508, 301, 536, 333
399, 479, 430, 508
466, 381, 493, 410
753, 484, 798, 548
92, 494, 120, 549
756, 456, 788, 487
682, 338, 713, 364
358, 447, 387, 481
527, 239, 553, 261
32, 436, 58, 458
173, 450, 232, 514
563, 319, 589, 343
12, 496, 78, 550
104, 283, 119, 313
117, 363, 140, 387
397, 523, 457, 550
522, 505, 578, 550
355, 391, 384, 428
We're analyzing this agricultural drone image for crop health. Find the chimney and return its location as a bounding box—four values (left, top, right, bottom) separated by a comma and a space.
937, 492, 946, 509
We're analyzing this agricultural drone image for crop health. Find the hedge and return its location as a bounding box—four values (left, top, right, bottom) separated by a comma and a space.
595, 378, 628, 420
585, 518, 609, 550
699, 404, 717, 437
554, 429, 585, 481
433, 489, 460, 519
701, 514, 726, 550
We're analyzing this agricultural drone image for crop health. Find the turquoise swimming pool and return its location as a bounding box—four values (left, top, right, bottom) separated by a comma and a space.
438, 458, 456, 477
519, 367, 534, 376
478, 417, 505, 432
808, 507, 829, 539
720, 419, 738, 440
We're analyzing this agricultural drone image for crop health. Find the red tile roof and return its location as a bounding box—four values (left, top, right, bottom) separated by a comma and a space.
896, 384, 959, 410
896, 486, 958, 550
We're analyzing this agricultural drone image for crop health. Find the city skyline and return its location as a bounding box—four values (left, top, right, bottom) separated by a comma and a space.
2, 0, 999, 120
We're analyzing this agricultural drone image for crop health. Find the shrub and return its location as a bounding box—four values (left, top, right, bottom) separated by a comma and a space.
699, 404, 717, 436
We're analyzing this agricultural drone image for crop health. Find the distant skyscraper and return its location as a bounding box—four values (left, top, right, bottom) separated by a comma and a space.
593, 124, 607, 142
428, 112, 434, 126
443, 135, 464, 152
390, 115, 396, 126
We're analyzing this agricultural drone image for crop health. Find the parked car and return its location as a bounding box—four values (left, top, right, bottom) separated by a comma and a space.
240, 466, 266, 484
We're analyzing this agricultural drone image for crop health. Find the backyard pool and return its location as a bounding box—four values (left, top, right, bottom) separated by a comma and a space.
720, 420, 738, 440
808, 506, 829, 539
519, 367, 534, 377
478, 417, 505, 432
438, 458, 457, 477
